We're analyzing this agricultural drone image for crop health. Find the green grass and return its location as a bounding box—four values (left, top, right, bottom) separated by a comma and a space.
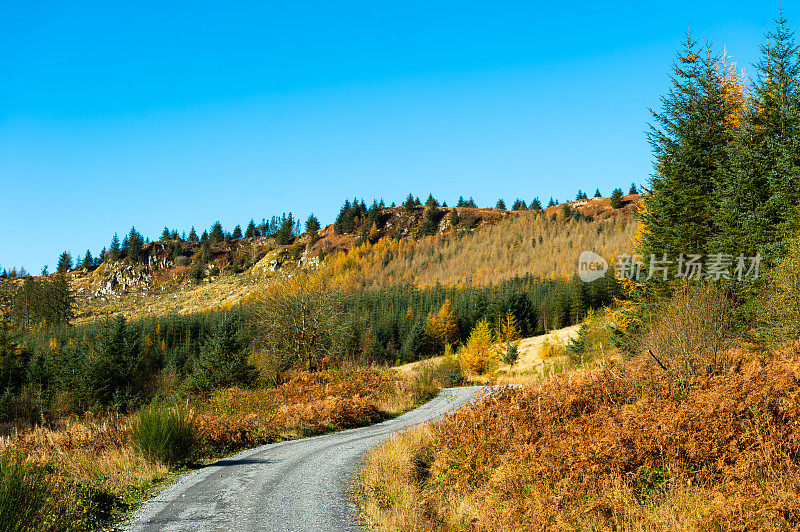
0, 452, 54, 532
131, 404, 198, 468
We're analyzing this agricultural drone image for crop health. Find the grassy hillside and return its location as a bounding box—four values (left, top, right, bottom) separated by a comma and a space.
64, 194, 639, 324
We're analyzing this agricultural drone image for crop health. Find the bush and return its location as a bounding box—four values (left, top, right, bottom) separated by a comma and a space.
641, 281, 737, 379
428, 354, 464, 387
501, 344, 519, 366
538, 332, 566, 359
0, 452, 54, 532
759, 234, 800, 342
131, 404, 197, 467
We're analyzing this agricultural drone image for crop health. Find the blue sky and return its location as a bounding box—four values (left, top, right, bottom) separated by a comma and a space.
0, 1, 790, 273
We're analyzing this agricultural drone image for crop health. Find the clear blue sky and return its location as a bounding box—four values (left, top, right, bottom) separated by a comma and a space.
0, 1, 790, 273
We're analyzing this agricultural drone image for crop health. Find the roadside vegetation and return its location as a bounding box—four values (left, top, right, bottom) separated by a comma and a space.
358, 14, 800, 531
0, 232, 622, 529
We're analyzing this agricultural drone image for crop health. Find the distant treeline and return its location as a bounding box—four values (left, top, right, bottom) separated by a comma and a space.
1, 273, 619, 420
1, 186, 638, 279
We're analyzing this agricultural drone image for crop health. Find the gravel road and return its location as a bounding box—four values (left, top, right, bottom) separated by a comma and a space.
124, 386, 489, 531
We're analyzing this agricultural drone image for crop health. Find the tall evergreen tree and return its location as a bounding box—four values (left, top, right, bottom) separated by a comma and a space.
188, 227, 199, 242
594, 188, 602, 198
448, 208, 460, 227
231, 224, 243, 240
245, 219, 257, 238
628, 183, 638, 194
160, 227, 170, 241
530, 198, 543, 211
56, 251, 72, 274
124, 227, 144, 263
82, 250, 94, 270
334, 200, 356, 234
496, 199, 507, 210
419, 203, 440, 236
403, 194, 417, 212
305, 214, 321, 240
642, 35, 738, 258
209, 221, 225, 244
275, 213, 295, 245
714, 13, 800, 260
109, 233, 121, 261
610, 188, 624, 209
425, 194, 439, 207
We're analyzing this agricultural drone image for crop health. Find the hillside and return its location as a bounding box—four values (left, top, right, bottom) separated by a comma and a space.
65, 194, 640, 323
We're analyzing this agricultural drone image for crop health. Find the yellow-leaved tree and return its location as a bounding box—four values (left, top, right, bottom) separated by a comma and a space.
458, 318, 497, 375
424, 299, 459, 354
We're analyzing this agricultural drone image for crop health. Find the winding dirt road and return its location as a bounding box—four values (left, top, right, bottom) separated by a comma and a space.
125, 386, 489, 531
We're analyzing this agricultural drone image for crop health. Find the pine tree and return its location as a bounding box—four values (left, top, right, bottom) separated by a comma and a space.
245, 219, 257, 238
109, 233, 121, 261
124, 227, 144, 263
498, 311, 520, 366
448, 209, 460, 227
191, 316, 256, 390
200, 230, 209, 243
305, 214, 321, 240
419, 203, 440, 236
714, 13, 800, 260
334, 200, 356, 234
403, 194, 417, 212
400, 319, 427, 362
496, 199, 507, 210
188, 227, 199, 242
594, 188, 602, 198
610, 188, 624, 209
82, 250, 94, 270
512, 199, 527, 210
642, 35, 737, 258
547, 197, 556, 207
56, 251, 72, 274
629, 183, 638, 194
209, 221, 224, 244
275, 213, 294, 245
425, 194, 439, 207
231, 225, 243, 239
161, 227, 170, 241
530, 198, 543, 211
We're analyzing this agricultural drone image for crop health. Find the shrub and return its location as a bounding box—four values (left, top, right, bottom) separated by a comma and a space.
0, 452, 54, 532
759, 234, 800, 342
641, 281, 737, 379
131, 404, 197, 467
501, 343, 519, 366
538, 331, 566, 359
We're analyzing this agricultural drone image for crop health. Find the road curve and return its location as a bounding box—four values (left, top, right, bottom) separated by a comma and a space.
124, 386, 489, 532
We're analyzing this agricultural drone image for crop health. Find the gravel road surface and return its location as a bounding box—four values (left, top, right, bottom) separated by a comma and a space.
124, 386, 489, 531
